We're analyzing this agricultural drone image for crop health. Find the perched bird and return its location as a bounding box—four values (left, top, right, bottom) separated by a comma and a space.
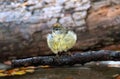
47, 23, 77, 55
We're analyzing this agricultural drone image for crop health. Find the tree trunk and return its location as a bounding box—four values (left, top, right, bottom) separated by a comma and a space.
0, 0, 120, 61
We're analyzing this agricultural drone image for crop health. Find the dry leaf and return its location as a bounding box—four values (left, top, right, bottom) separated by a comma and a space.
26, 66, 36, 69
39, 65, 50, 68
0, 73, 8, 77
0, 66, 35, 77
11, 70, 26, 75
0, 70, 5, 73
25, 69, 35, 73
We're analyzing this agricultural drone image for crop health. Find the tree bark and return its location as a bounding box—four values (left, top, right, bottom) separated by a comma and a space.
0, 0, 120, 61
11, 50, 120, 68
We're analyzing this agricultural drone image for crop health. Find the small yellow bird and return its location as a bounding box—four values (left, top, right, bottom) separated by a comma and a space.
47, 23, 77, 55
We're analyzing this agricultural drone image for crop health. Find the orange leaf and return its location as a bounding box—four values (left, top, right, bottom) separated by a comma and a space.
0, 70, 5, 73
11, 70, 26, 76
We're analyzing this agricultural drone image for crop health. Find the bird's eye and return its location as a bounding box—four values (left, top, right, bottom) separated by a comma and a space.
54, 28, 59, 30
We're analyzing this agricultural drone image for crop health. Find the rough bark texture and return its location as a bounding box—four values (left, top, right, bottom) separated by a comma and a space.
11, 50, 120, 68
0, 0, 120, 61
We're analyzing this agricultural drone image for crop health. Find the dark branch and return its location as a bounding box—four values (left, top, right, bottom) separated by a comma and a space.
11, 50, 120, 68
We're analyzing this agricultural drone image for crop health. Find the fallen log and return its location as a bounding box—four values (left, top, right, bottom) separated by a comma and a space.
0, 0, 120, 61
11, 50, 120, 68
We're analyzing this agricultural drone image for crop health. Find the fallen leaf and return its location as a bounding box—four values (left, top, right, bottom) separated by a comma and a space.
0, 66, 36, 77
0, 70, 5, 73
0, 73, 8, 77
25, 69, 35, 73
11, 70, 26, 76
39, 65, 50, 68
26, 66, 36, 69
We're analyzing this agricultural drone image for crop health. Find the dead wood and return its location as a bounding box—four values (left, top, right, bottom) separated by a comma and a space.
11, 50, 120, 68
